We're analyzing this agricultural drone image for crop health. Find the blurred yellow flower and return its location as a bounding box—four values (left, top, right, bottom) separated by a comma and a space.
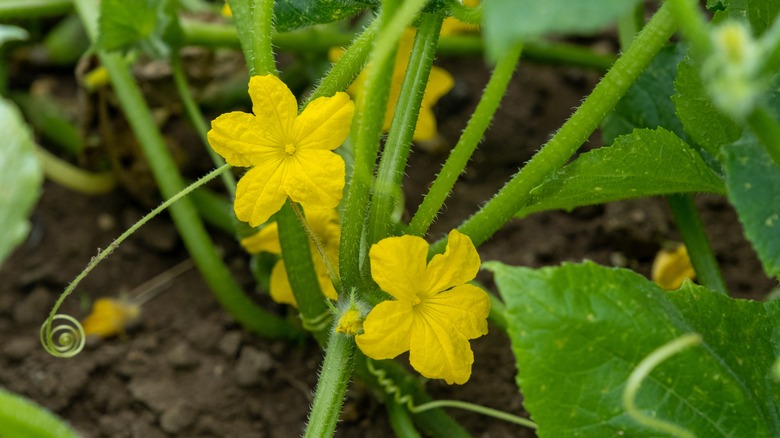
652, 243, 696, 290
208, 75, 354, 227
81, 298, 141, 338
241, 208, 340, 307
335, 308, 363, 335
334, 29, 454, 142
221, 2, 232, 17
356, 230, 490, 384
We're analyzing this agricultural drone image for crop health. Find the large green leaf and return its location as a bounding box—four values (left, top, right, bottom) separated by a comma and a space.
723, 134, 780, 276
483, 0, 642, 60
602, 45, 687, 144
515, 128, 724, 218
485, 261, 780, 437
673, 56, 743, 157
0, 99, 43, 265
0, 387, 80, 438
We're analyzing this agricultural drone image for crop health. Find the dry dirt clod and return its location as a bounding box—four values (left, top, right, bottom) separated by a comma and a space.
166, 342, 199, 370
218, 331, 243, 357
160, 400, 197, 434
234, 346, 274, 387
13, 287, 51, 325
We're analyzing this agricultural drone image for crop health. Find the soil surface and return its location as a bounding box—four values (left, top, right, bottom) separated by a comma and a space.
1, 37, 776, 438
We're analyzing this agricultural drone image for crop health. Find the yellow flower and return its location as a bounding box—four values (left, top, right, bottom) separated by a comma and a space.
240, 208, 340, 307
652, 243, 696, 290
81, 298, 141, 338
334, 29, 454, 142
356, 230, 490, 384
207, 75, 354, 227
335, 308, 363, 335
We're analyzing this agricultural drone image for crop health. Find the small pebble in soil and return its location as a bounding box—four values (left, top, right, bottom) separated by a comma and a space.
97, 213, 116, 231
234, 346, 274, 387
218, 331, 243, 357
3, 337, 37, 361
166, 342, 199, 369
160, 400, 197, 434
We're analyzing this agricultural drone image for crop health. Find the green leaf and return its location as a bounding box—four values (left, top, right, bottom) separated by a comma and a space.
673, 56, 744, 157
707, 0, 780, 35
485, 261, 780, 437
723, 134, 780, 276
483, 0, 642, 60
0, 388, 80, 438
274, 0, 375, 32
515, 128, 724, 219
603, 45, 687, 144
97, 0, 182, 58
0, 99, 43, 266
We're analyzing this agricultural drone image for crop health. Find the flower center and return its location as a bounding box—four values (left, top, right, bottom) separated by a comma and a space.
284, 143, 297, 155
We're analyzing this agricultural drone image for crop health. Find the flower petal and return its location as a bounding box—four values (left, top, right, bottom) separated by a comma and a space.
408, 311, 474, 384
305, 208, 341, 251
424, 229, 480, 296
293, 93, 355, 151
234, 163, 288, 227
422, 66, 454, 107
240, 222, 281, 254
413, 106, 438, 142
369, 235, 429, 302
313, 251, 338, 301
423, 284, 490, 340
355, 300, 415, 359
248, 75, 297, 142
270, 260, 298, 307
284, 150, 345, 211
207, 112, 281, 167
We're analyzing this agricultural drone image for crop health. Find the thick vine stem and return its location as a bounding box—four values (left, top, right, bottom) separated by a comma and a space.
303, 333, 357, 437
623, 333, 702, 438
367, 11, 444, 247
339, 0, 431, 294
430, 3, 678, 254
250, 0, 277, 76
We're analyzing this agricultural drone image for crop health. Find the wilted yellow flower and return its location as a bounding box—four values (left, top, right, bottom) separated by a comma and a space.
652, 243, 696, 290
81, 298, 141, 338
241, 208, 340, 307
334, 29, 454, 142
208, 75, 354, 227
356, 230, 490, 384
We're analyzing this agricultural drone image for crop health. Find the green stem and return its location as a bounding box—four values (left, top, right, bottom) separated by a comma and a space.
368, 12, 444, 247
170, 54, 237, 197
189, 188, 235, 234
304, 333, 356, 437
42, 164, 230, 356
35, 146, 116, 195
746, 106, 780, 169
408, 43, 522, 236
301, 18, 379, 108
251, 0, 277, 76
276, 200, 331, 343
289, 201, 341, 293
617, 2, 645, 49
73, 0, 302, 341
387, 400, 422, 438
431, 3, 677, 254
340, 0, 429, 294
665, 0, 711, 58
0, 0, 71, 18
667, 195, 728, 294
180, 20, 615, 71
414, 400, 537, 430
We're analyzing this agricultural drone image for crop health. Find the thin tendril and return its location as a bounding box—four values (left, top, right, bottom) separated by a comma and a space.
128, 258, 195, 306
623, 333, 702, 438
39, 315, 85, 358
288, 200, 342, 293
40, 164, 231, 358
366, 358, 537, 430
301, 310, 333, 333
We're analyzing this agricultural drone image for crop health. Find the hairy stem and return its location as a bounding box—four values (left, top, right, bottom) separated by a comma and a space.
431, 3, 677, 253
304, 334, 356, 437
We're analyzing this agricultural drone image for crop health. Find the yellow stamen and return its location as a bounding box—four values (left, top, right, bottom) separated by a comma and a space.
284, 143, 296, 155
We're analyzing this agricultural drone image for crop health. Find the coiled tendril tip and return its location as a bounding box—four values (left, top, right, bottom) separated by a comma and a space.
40, 314, 86, 358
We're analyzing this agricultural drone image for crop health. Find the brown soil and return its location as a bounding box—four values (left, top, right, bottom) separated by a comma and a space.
1, 46, 775, 438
